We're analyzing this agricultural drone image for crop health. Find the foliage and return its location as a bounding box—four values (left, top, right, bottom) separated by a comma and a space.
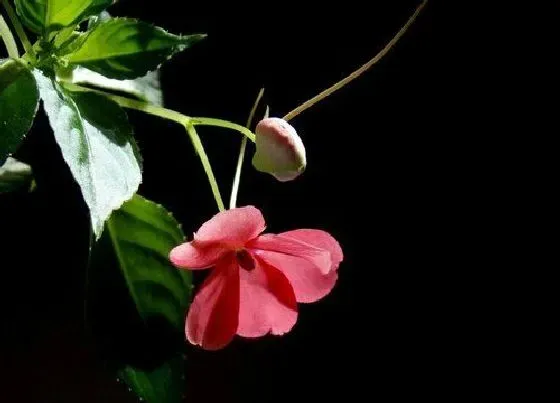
0, 0, 426, 401
1, 1, 205, 400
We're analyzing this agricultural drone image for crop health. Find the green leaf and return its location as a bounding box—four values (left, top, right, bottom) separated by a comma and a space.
33, 69, 142, 239
52, 24, 79, 48
0, 59, 39, 165
15, 0, 113, 35
55, 32, 86, 59
70, 67, 163, 105
62, 18, 206, 79
89, 194, 192, 403
119, 356, 185, 403
0, 157, 34, 193
66, 11, 164, 105
105, 194, 191, 327
87, 9, 111, 29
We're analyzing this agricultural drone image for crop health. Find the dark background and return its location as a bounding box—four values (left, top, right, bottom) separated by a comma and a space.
1, 1, 470, 402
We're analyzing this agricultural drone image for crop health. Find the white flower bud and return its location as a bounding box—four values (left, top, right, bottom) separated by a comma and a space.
251, 118, 306, 182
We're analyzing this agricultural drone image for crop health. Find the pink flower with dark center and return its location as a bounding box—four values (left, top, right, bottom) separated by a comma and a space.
169, 205, 343, 350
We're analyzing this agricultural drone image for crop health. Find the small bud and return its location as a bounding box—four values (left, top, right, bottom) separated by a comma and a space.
251, 118, 306, 182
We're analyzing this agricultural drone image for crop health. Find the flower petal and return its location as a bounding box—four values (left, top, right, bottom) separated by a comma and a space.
237, 257, 297, 338
248, 233, 333, 275
194, 206, 266, 248
185, 256, 240, 350
278, 229, 344, 272
169, 241, 227, 269
252, 249, 338, 303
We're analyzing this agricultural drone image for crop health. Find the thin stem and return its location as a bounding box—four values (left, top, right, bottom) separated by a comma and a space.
63, 83, 227, 211
230, 138, 248, 210
191, 117, 255, 142
0, 14, 18, 58
229, 88, 265, 209
282, 0, 428, 121
62, 83, 256, 142
185, 123, 225, 211
63, 82, 192, 125
1, 0, 34, 60
102, 93, 191, 125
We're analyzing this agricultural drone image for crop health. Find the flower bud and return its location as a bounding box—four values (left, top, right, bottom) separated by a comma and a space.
251, 117, 306, 182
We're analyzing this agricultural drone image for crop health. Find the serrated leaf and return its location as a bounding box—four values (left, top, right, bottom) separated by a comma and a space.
87, 9, 111, 29
15, 0, 113, 35
62, 18, 206, 79
63, 11, 163, 104
70, 67, 163, 105
0, 59, 39, 165
89, 194, 192, 403
33, 69, 142, 239
0, 157, 33, 193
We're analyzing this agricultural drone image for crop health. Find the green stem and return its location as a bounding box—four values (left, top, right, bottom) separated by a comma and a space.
105, 92, 191, 126
0, 14, 18, 58
62, 83, 246, 212
185, 123, 225, 212
63, 83, 191, 125
282, 0, 428, 121
229, 88, 265, 209
230, 138, 248, 210
62, 83, 256, 142
191, 117, 255, 142
1, 0, 34, 61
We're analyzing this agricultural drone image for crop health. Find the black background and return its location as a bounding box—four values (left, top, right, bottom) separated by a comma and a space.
1, 1, 470, 402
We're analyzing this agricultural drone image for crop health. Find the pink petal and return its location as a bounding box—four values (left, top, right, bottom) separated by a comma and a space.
169, 241, 227, 269
279, 229, 344, 272
251, 249, 338, 303
185, 256, 240, 350
237, 257, 298, 338
248, 233, 333, 275
194, 206, 266, 248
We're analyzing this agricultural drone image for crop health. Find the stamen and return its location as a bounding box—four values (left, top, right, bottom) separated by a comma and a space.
236, 249, 255, 271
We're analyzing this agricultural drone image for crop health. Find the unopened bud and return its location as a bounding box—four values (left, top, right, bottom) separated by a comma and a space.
251, 118, 306, 182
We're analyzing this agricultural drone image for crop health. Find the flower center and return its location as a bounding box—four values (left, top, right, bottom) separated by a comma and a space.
235, 249, 255, 271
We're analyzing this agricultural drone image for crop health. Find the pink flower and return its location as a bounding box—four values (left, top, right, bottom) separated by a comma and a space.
169, 206, 343, 350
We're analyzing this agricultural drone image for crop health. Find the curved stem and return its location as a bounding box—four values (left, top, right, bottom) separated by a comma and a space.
61, 83, 256, 142
105, 92, 191, 125
63, 83, 266, 211
229, 88, 265, 209
282, 0, 428, 121
1, 0, 34, 61
0, 14, 18, 58
63, 83, 191, 125
191, 117, 255, 142
185, 123, 225, 211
